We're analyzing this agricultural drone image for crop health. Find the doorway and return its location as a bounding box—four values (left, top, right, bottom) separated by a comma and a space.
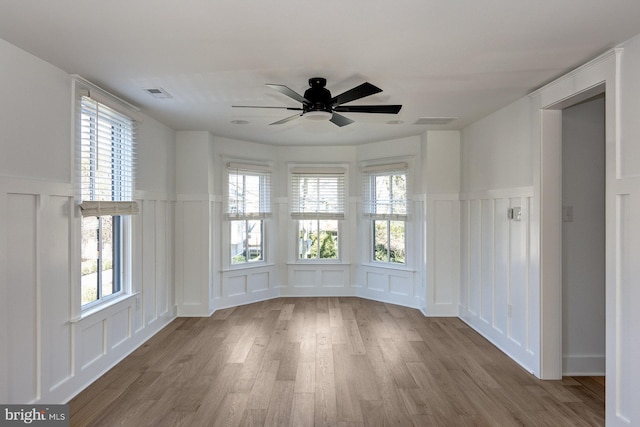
561, 94, 606, 376
539, 82, 606, 380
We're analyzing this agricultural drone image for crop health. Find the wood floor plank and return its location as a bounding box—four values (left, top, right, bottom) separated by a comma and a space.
315, 332, 338, 427
290, 392, 315, 427
264, 381, 295, 426
69, 297, 605, 426
332, 344, 364, 423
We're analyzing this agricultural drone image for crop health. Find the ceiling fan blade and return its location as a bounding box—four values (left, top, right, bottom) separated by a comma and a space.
333, 105, 402, 114
232, 105, 303, 110
266, 84, 310, 105
270, 113, 302, 125
330, 112, 355, 127
330, 82, 382, 106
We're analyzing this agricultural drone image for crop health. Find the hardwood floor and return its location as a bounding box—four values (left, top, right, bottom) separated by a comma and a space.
69, 297, 605, 426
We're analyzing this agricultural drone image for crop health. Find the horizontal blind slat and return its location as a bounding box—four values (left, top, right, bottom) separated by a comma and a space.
291, 171, 345, 218
79, 94, 136, 204
362, 167, 407, 219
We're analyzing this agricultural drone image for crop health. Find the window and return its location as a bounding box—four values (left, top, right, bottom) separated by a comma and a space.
363, 163, 407, 264
291, 168, 345, 260
77, 79, 138, 307
226, 162, 271, 265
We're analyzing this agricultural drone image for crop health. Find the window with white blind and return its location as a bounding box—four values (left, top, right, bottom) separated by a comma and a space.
362, 163, 407, 264
226, 163, 271, 265
291, 168, 345, 260
76, 77, 139, 307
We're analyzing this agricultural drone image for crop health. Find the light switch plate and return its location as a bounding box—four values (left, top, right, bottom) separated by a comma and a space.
508, 207, 522, 221
562, 206, 574, 222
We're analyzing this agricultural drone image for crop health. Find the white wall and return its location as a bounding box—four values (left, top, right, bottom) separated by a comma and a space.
562, 96, 606, 375
461, 96, 533, 192
0, 39, 177, 404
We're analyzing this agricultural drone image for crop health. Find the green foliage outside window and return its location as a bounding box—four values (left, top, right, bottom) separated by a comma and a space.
374, 220, 405, 263
309, 231, 337, 259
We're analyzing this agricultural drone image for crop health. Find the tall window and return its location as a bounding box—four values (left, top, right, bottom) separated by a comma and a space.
291, 168, 345, 260
77, 82, 138, 307
363, 163, 407, 264
226, 162, 271, 265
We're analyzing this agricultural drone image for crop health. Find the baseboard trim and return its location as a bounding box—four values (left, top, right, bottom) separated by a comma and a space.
563, 355, 606, 376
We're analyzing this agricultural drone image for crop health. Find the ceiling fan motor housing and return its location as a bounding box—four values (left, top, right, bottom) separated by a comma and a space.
304, 77, 332, 113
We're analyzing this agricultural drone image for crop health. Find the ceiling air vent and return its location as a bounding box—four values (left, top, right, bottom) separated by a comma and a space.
144, 88, 172, 99
413, 117, 457, 125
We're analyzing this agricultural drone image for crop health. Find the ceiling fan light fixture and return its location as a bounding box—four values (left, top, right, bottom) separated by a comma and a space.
304, 110, 332, 121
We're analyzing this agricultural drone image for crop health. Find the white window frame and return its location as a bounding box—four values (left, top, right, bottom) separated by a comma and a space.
290, 165, 346, 263
75, 77, 140, 311
362, 162, 408, 266
225, 161, 272, 267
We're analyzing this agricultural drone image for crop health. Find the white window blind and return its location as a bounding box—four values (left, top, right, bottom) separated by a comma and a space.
226, 162, 272, 219
362, 163, 408, 220
78, 91, 138, 217
291, 168, 345, 219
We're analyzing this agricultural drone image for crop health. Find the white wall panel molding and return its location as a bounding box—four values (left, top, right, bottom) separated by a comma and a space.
0, 176, 73, 197
357, 265, 420, 308
288, 264, 351, 290
177, 193, 221, 202
425, 193, 460, 316
460, 186, 534, 201
459, 189, 536, 373
175, 199, 214, 317
134, 189, 176, 201
0, 179, 177, 404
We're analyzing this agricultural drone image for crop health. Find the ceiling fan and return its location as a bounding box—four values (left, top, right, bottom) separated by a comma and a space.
233, 77, 402, 127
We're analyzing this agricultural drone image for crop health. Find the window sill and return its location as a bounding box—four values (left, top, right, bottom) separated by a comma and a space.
222, 262, 275, 273
287, 261, 351, 266
360, 262, 415, 273
70, 292, 139, 323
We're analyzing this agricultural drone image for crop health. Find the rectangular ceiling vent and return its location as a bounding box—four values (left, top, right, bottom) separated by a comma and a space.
413, 117, 457, 125
144, 87, 172, 99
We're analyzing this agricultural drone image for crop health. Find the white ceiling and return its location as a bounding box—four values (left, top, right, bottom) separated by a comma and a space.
1, 1, 640, 146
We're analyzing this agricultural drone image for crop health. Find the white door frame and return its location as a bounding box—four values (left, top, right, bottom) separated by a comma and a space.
539, 83, 607, 379
537, 50, 621, 423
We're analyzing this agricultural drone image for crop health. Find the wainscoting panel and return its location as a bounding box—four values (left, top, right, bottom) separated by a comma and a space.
359, 265, 417, 307
426, 194, 460, 315
320, 269, 345, 288
0, 177, 176, 404
142, 199, 158, 325
175, 198, 213, 316
217, 267, 278, 310
460, 187, 536, 373
225, 274, 247, 297
365, 271, 387, 293
284, 264, 352, 297
109, 307, 131, 351
41, 195, 73, 391
5, 192, 38, 403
